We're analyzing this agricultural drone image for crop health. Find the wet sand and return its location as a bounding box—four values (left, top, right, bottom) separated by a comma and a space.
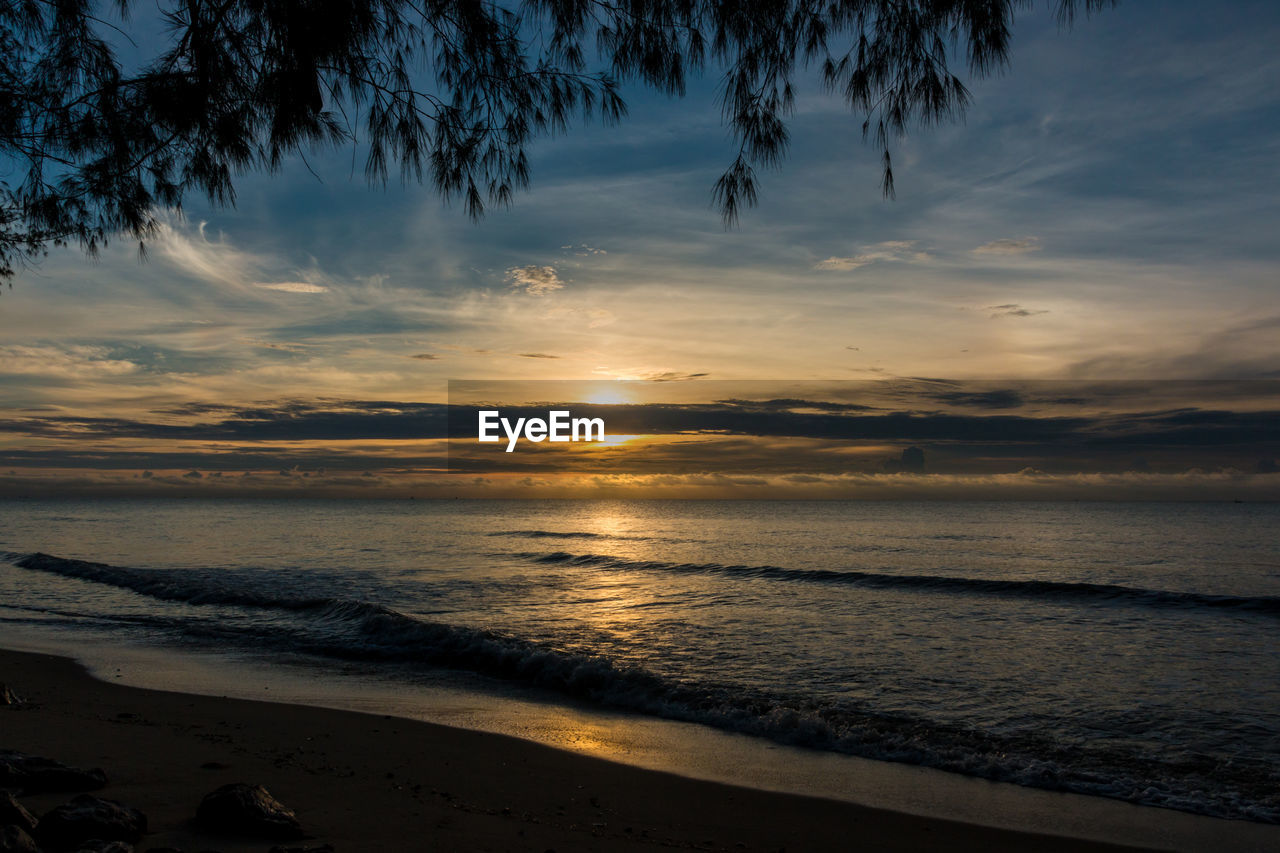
0, 647, 1234, 852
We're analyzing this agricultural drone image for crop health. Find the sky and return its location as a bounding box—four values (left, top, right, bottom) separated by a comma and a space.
1, 1, 1278, 498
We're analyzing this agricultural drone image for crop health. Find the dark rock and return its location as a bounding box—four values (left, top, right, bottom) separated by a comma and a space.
72, 841, 134, 853
194, 784, 302, 840
142, 849, 184, 853
0, 826, 40, 853
0, 685, 22, 706
0, 752, 107, 794
0, 792, 38, 834
36, 795, 146, 849
268, 846, 333, 853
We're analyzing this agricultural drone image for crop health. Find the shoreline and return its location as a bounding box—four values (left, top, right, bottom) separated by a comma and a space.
3, 647, 1278, 852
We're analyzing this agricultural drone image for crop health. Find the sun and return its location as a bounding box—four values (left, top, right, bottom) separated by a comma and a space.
581, 383, 634, 406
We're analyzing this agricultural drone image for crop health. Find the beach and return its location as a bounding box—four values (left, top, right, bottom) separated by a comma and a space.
3, 500, 1280, 852
0, 646, 1188, 852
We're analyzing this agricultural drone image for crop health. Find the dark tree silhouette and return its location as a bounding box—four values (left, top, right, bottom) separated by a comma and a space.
0, 0, 1112, 281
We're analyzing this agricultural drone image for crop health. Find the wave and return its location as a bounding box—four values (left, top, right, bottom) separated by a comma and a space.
13, 552, 340, 611
519, 551, 1280, 618
490, 530, 615, 539
7, 551, 1279, 822
488, 530, 669, 542
10, 553, 662, 689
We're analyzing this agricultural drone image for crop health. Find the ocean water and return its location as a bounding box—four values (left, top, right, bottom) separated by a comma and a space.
1, 498, 1278, 823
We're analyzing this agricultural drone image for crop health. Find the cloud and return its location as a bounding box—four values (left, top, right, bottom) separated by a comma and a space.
590, 367, 709, 381
506, 265, 564, 295
974, 237, 1042, 255
0, 345, 138, 380
814, 241, 929, 271
540, 306, 617, 328
151, 220, 263, 289
927, 390, 1025, 409
1063, 313, 1280, 380
255, 281, 329, 293
0, 400, 451, 442
517, 352, 560, 359
815, 257, 871, 271
409, 353, 439, 360
716, 398, 874, 412
9, 2, 1279, 449
988, 304, 1049, 318
5, 383, 1279, 496
252, 341, 310, 352
149, 220, 345, 303
645, 371, 709, 382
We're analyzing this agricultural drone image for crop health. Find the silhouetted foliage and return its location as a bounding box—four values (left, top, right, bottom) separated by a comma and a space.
0, 0, 1113, 281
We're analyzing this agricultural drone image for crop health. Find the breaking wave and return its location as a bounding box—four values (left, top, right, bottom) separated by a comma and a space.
519, 551, 1280, 618
8, 550, 1280, 822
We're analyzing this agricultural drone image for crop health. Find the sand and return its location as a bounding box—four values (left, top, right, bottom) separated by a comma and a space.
0, 647, 1241, 852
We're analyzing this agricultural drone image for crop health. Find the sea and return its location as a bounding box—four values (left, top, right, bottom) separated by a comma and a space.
1, 498, 1278, 824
